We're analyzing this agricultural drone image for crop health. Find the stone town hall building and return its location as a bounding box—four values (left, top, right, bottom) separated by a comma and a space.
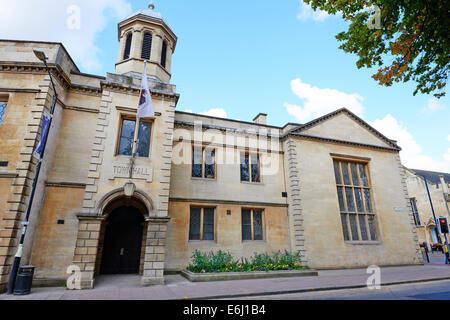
0, 5, 422, 290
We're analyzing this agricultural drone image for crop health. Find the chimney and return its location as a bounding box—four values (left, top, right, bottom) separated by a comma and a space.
253, 113, 267, 125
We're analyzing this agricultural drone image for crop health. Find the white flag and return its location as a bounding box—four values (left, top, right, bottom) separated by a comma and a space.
137, 66, 154, 119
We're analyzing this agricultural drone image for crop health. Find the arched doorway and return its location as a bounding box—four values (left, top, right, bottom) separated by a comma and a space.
100, 203, 145, 275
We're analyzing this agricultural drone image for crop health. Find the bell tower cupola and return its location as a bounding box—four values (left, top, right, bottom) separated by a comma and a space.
115, 1, 177, 83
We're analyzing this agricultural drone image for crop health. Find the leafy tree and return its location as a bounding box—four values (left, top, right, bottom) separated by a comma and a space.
304, 0, 449, 98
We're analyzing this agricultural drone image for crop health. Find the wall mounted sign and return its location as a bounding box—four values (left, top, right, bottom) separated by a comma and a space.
109, 162, 153, 182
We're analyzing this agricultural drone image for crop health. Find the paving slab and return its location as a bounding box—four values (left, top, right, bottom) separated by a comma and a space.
1, 263, 450, 300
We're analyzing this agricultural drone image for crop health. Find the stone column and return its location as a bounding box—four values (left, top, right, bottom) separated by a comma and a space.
150, 32, 163, 65
129, 29, 143, 60
141, 216, 170, 286
165, 45, 173, 74
116, 31, 126, 64
70, 215, 103, 290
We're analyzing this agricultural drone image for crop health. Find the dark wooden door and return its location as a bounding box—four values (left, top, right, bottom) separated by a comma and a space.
100, 207, 144, 275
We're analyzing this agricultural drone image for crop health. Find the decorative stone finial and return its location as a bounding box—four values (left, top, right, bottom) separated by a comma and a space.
149, 0, 155, 10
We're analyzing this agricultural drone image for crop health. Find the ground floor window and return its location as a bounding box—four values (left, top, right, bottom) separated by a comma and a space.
189, 207, 215, 241
242, 209, 264, 241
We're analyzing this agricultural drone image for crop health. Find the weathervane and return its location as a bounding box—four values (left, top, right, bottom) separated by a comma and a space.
149, 0, 155, 10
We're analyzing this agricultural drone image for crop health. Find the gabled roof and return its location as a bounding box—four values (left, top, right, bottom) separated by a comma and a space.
288, 108, 401, 149
410, 169, 450, 184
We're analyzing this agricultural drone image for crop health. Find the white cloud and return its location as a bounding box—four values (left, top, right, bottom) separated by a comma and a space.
422, 98, 446, 112
284, 78, 364, 123
447, 134, 450, 142
184, 108, 228, 119
369, 114, 450, 172
0, 0, 132, 72
297, 1, 330, 22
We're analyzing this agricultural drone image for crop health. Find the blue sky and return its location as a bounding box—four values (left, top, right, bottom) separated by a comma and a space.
1, 0, 448, 172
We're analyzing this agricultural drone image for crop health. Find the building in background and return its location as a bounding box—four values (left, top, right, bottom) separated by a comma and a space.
0, 4, 423, 291
405, 168, 450, 251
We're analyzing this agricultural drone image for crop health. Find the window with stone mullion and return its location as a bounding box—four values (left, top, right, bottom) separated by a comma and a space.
334, 160, 377, 242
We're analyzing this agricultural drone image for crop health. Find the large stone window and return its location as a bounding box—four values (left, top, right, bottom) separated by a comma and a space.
189, 207, 215, 241
191, 146, 216, 179
242, 209, 264, 241
240, 153, 261, 183
333, 159, 378, 242
117, 116, 152, 157
0, 101, 6, 126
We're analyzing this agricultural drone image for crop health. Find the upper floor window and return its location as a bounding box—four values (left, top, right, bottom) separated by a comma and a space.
117, 116, 152, 158
123, 33, 133, 60
192, 146, 216, 179
189, 207, 215, 241
141, 33, 153, 60
410, 198, 421, 226
161, 41, 167, 68
242, 209, 264, 241
333, 159, 378, 242
0, 101, 6, 126
240, 153, 261, 183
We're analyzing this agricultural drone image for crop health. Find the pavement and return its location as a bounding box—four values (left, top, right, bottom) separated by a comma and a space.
1, 254, 450, 300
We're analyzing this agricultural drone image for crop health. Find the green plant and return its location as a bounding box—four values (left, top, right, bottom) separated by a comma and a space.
186, 250, 304, 273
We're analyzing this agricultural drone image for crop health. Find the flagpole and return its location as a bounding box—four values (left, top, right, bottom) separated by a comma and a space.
129, 60, 147, 179
7, 51, 58, 294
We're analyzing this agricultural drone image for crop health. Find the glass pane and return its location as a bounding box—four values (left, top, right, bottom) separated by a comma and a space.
253, 210, 263, 240
118, 119, 135, 156
368, 215, 378, 241
0, 102, 6, 126
359, 164, 369, 187
137, 121, 152, 157
192, 147, 203, 178
364, 189, 372, 213
203, 208, 215, 240
351, 163, 360, 186
349, 214, 359, 241
121, 119, 135, 138
333, 161, 341, 184
341, 214, 350, 241
342, 162, 351, 185
359, 215, 369, 241
189, 208, 201, 240
345, 187, 355, 212
251, 155, 260, 182
240, 153, 250, 182
355, 188, 364, 212
205, 149, 215, 179
337, 187, 346, 212
118, 138, 133, 156
242, 210, 252, 241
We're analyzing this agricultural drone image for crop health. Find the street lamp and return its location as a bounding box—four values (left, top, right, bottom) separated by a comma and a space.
7, 49, 59, 294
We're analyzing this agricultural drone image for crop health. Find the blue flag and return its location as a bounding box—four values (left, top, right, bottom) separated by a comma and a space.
33, 110, 51, 161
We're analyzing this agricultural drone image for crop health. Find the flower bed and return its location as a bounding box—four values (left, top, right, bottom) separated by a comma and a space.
186, 250, 306, 274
